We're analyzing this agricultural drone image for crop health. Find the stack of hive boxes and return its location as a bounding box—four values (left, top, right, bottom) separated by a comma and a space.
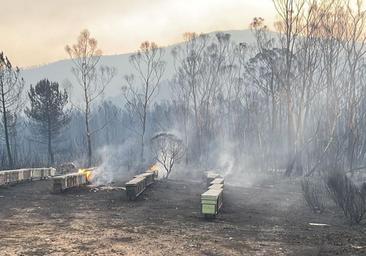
0, 168, 56, 186
201, 171, 224, 218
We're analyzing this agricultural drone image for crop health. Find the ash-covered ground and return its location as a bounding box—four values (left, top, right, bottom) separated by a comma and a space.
0, 177, 366, 255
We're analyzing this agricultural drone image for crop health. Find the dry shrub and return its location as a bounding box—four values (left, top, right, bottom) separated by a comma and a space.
326, 171, 366, 224
301, 178, 326, 213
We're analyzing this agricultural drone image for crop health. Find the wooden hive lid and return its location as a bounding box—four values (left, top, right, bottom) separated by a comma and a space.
210, 178, 224, 184
53, 176, 65, 180
141, 172, 154, 177
134, 172, 153, 178
201, 188, 223, 200
126, 176, 146, 185
209, 184, 224, 189
206, 172, 220, 179
146, 169, 158, 175
55, 172, 82, 179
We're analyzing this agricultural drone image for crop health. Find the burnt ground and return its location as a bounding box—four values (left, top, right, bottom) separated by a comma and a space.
0, 177, 366, 256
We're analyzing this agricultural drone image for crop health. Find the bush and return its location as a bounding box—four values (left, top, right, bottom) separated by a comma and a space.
301, 178, 326, 213
326, 171, 366, 224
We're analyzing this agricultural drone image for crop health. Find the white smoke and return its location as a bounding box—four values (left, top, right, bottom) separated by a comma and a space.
216, 142, 236, 178
91, 139, 138, 185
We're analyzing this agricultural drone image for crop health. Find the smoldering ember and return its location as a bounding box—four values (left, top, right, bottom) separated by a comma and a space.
2, 1, 366, 256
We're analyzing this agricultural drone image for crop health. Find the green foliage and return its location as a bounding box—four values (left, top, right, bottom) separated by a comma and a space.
25, 79, 70, 164
26, 79, 70, 136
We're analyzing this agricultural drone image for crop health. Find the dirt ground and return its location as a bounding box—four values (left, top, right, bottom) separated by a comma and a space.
0, 175, 366, 256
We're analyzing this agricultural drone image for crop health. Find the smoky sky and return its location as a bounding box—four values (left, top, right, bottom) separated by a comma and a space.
0, 0, 274, 67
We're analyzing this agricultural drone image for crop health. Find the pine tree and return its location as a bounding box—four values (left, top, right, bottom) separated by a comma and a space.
25, 79, 70, 165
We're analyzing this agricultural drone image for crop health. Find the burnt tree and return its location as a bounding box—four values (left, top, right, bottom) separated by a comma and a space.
66, 29, 116, 167
123, 41, 165, 164
151, 133, 185, 179
0, 53, 24, 169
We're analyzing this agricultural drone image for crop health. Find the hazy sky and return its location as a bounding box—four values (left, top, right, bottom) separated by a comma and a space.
0, 0, 275, 67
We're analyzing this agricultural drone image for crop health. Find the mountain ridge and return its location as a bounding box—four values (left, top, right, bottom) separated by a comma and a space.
21, 29, 257, 104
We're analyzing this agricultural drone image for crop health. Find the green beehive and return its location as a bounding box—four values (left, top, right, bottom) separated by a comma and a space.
201, 188, 223, 216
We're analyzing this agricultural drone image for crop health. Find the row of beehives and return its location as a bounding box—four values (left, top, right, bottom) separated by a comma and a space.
0, 168, 56, 186
125, 169, 159, 200
52, 168, 95, 193
201, 172, 224, 218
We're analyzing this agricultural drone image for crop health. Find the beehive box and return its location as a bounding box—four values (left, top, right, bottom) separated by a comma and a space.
0, 172, 5, 186
66, 173, 86, 187
53, 176, 67, 193
140, 172, 155, 186
18, 170, 24, 181
208, 183, 224, 190
52, 173, 87, 193
48, 168, 56, 177
31, 169, 44, 180
206, 172, 221, 187
126, 176, 146, 200
0, 168, 56, 187
146, 169, 159, 178
210, 178, 224, 185
5, 171, 19, 184
201, 188, 223, 216
22, 169, 32, 180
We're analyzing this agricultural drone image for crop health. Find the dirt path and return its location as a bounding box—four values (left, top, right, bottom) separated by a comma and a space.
0, 177, 365, 255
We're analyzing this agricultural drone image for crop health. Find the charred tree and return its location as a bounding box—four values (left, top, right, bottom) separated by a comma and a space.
0, 53, 24, 169
150, 133, 185, 179
123, 41, 165, 165
66, 29, 116, 167
272, 0, 305, 175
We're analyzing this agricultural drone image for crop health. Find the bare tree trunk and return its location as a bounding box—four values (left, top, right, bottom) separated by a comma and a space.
85, 100, 92, 167
123, 41, 165, 167
66, 30, 116, 168
84, 84, 92, 167
141, 86, 148, 164
1, 86, 13, 169
183, 105, 189, 165
47, 114, 54, 166
141, 119, 145, 164
192, 85, 201, 161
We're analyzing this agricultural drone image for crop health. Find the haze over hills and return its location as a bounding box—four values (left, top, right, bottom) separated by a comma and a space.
21, 29, 257, 105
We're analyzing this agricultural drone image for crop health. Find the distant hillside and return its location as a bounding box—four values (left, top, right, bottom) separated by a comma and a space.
21, 29, 257, 105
